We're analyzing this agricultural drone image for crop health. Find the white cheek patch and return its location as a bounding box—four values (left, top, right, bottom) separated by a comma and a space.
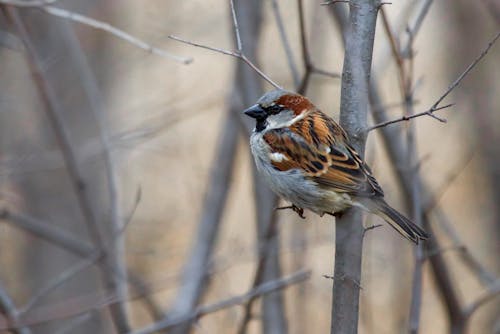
269, 152, 288, 162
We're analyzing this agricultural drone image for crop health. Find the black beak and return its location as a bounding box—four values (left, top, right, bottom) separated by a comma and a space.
243, 104, 266, 120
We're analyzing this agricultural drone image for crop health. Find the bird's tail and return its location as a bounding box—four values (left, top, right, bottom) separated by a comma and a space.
359, 198, 430, 244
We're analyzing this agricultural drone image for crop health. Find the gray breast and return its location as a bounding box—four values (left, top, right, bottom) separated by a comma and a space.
249, 132, 321, 211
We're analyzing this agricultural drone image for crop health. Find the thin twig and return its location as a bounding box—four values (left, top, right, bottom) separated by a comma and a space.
166, 110, 240, 330
271, 0, 300, 87
0, 284, 32, 334
19, 255, 99, 314
423, 149, 475, 214
0, 2, 193, 64
168, 35, 282, 89
4, 8, 131, 331
362, 224, 382, 237
297, 0, 340, 94
463, 280, 500, 320
431, 30, 500, 110
0, 0, 56, 5
371, 30, 500, 131
229, 0, 242, 52
63, 21, 130, 329
236, 203, 279, 334
401, 0, 434, 57
321, 0, 349, 5
129, 270, 311, 334
432, 208, 497, 287
368, 104, 452, 131
0, 209, 164, 321
53, 312, 94, 334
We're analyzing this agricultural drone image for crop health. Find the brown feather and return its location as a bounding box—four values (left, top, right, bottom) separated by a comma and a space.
263, 106, 383, 197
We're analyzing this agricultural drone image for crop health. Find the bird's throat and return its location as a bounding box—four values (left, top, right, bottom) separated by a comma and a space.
255, 119, 267, 132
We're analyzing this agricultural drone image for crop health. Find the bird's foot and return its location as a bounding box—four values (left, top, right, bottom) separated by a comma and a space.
275, 204, 306, 219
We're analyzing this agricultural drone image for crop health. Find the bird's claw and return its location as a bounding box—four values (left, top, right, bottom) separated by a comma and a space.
275, 205, 306, 219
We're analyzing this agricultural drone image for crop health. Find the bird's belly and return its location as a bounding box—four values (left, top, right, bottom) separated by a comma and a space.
250, 133, 353, 215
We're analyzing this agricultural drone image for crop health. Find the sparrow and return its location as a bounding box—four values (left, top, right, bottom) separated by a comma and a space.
243, 89, 429, 244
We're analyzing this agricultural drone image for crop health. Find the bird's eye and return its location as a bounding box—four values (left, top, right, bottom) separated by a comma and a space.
265, 104, 283, 115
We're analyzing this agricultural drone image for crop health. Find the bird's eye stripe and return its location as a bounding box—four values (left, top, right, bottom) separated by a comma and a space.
261, 103, 284, 114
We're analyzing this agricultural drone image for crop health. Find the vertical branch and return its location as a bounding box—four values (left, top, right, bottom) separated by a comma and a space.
60, 20, 130, 330
3, 7, 130, 331
233, 0, 287, 333
331, 1, 379, 333
0, 284, 31, 334
167, 110, 240, 331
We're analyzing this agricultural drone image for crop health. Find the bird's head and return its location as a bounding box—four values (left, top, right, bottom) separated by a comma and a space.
243, 90, 313, 132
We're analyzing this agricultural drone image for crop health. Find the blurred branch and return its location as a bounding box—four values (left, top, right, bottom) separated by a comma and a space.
168, 35, 282, 89
166, 110, 240, 331
463, 280, 500, 323
393, 17, 425, 333
431, 208, 497, 287
270, 0, 300, 87
0, 209, 164, 322
166, 8, 272, 331
4, 7, 132, 331
236, 205, 280, 334
0, 0, 56, 5
19, 255, 98, 314
369, 30, 500, 131
297, 0, 340, 94
53, 312, 94, 334
400, 0, 433, 57
481, 0, 500, 23
61, 19, 130, 331
0, 2, 192, 64
169, 0, 282, 90
378, 12, 426, 332
331, 1, 379, 333
130, 270, 311, 334
0, 284, 31, 334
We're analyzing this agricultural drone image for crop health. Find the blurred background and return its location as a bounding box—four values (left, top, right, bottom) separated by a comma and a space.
0, 0, 499, 333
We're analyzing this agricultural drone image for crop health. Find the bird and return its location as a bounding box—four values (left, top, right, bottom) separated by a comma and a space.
243, 89, 429, 244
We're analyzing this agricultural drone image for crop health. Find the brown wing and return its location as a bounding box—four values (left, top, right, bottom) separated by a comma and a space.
263, 110, 383, 197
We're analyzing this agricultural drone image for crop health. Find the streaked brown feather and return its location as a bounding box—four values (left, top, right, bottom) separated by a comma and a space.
263, 107, 383, 197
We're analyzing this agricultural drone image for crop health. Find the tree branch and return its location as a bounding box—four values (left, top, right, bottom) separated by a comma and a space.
0, 1, 193, 64
130, 270, 311, 334
331, 1, 379, 333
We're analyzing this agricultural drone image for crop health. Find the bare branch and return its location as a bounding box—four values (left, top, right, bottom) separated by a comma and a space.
463, 280, 500, 321
271, 0, 300, 87
368, 103, 452, 131
19, 255, 98, 314
430, 30, 500, 110
0, 0, 56, 5
297, 0, 340, 94
229, 0, 242, 52
0, 2, 192, 64
130, 270, 311, 334
401, 0, 434, 57
236, 205, 280, 334
331, 1, 379, 333
4, 8, 131, 330
53, 313, 94, 334
168, 35, 282, 89
0, 284, 32, 334
166, 110, 240, 328
0, 209, 164, 322
371, 30, 500, 131
321, 0, 349, 5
